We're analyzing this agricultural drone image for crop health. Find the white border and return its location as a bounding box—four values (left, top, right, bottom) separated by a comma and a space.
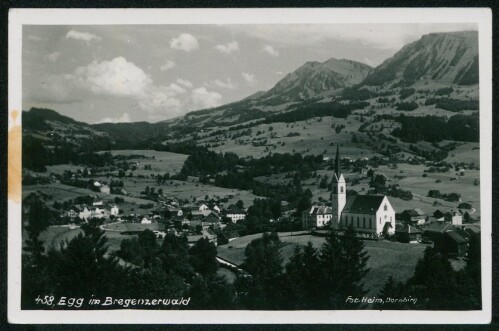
8, 7, 493, 324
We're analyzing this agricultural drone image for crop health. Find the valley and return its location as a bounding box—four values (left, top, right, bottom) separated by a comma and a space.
21, 30, 482, 310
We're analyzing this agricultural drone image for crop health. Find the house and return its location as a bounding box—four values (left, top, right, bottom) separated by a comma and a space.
198, 204, 210, 211
141, 217, 152, 224
455, 224, 481, 238
187, 228, 218, 246
203, 211, 222, 226
100, 185, 111, 195
400, 209, 426, 225
302, 206, 333, 229
329, 147, 396, 236
433, 209, 445, 221
396, 225, 423, 243
191, 210, 212, 220
78, 205, 92, 220
110, 205, 119, 216
435, 230, 469, 257
424, 223, 455, 241
445, 210, 463, 225
224, 208, 246, 223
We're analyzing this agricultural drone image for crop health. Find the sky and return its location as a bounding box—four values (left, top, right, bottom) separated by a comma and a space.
22, 23, 476, 123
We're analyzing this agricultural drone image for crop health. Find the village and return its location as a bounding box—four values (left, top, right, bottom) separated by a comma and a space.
23, 145, 480, 268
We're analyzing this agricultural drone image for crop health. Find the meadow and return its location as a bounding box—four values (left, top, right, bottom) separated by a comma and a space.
217, 232, 429, 296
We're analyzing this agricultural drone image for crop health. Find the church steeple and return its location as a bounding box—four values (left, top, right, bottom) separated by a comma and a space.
334, 144, 341, 177
331, 145, 346, 229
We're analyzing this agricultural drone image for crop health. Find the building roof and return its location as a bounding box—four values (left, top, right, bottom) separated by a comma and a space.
424, 223, 454, 234
445, 210, 463, 217
396, 224, 423, 234
308, 206, 332, 215
225, 209, 246, 215
456, 224, 481, 234
343, 195, 385, 215
445, 231, 468, 244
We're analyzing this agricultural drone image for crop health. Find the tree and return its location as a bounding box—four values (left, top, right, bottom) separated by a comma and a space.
138, 229, 159, 268
283, 241, 322, 309
236, 200, 245, 209
44, 218, 130, 298
406, 246, 480, 310
239, 232, 284, 309
189, 237, 218, 276
318, 225, 370, 309
22, 195, 53, 308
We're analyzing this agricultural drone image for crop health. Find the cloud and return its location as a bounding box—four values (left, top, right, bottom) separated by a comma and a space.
28, 56, 207, 121
73, 57, 152, 98
45, 52, 60, 63
27, 35, 43, 41
262, 45, 279, 57
241, 72, 257, 86
275, 71, 284, 75
177, 78, 193, 88
167, 83, 186, 95
96, 112, 132, 124
65, 30, 101, 42
170, 33, 199, 52
160, 59, 176, 71
191, 87, 222, 109
138, 88, 183, 117
207, 78, 238, 90
215, 41, 239, 55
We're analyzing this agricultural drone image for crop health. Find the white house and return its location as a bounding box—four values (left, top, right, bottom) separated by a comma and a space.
100, 185, 111, 195
302, 206, 333, 228
445, 210, 463, 225
198, 204, 210, 211
225, 210, 246, 223
110, 205, 119, 216
141, 217, 152, 224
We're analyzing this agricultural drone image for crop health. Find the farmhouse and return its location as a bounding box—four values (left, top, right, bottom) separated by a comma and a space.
435, 230, 469, 257
400, 208, 426, 226
396, 225, 423, 243
444, 210, 463, 225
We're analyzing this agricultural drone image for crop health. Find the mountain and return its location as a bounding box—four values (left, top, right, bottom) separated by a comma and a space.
22, 108, 114, 150
258, 58, 372, 102
361, 31, 478, 87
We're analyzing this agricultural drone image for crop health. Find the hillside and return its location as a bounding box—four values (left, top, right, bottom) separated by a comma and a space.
22, 30, 480, 172
361, 31, 478, 88
258, 58, 372, 102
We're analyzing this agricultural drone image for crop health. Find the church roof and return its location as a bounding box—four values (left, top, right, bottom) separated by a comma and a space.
343, 195, 385, 215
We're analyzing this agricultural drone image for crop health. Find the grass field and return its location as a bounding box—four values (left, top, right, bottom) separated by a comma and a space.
101, 149, 189, 175
204, 115, 380, 159
217, 232, 429, 296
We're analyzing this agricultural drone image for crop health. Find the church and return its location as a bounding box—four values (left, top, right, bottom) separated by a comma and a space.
302, 146, 396, 236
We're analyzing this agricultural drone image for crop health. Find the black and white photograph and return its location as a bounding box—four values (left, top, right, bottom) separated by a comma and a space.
7, 8, 492, 324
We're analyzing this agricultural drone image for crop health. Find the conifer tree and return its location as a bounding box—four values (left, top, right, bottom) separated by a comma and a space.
319, 225, 370, 309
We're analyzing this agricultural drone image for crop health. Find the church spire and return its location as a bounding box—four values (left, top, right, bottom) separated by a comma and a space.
335, 144, 341, 177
